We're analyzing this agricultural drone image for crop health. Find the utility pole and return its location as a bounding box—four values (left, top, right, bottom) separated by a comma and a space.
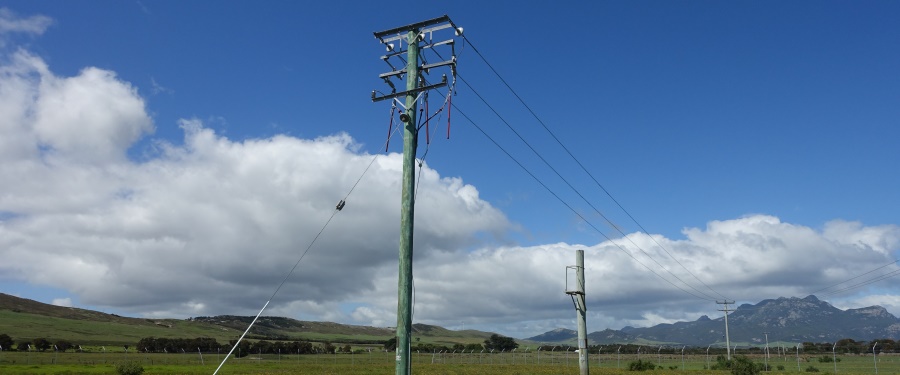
372, 16, 460, 375
717, 300, 734, 360
566, 250, 589, 375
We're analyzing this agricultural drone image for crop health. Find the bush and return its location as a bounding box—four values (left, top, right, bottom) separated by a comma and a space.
627, 359, 657, 371
777, 365, 784, 371
115, 361, 144, 375
805, 366, 819, 372
730, 355, 761, 375
817, 355, 840, 363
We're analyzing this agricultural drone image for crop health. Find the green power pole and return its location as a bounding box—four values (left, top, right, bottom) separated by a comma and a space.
395, 29, 419, 375
372, 16, 460, 375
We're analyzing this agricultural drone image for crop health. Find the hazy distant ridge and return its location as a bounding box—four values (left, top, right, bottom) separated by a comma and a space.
527, 295, 900, 345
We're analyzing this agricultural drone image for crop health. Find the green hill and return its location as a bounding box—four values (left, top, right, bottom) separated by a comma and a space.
0, 293, 495, 347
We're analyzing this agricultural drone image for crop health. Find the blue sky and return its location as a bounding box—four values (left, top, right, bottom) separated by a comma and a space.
1, 1, 898, 340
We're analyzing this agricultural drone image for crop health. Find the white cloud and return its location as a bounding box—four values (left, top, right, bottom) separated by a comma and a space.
0, 46, 513, 328
149, 77, 172, 95
0, 11, 898, 340
33, 65, 154, 163
0, 8, 52, 38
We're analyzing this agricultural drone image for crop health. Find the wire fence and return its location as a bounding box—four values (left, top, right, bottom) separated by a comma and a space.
0, 349, 897, 373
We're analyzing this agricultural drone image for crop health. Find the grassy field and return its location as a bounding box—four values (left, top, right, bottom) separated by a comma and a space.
0, 351, 897, 374
0, 302, 492, 348
0, 310, 238, 345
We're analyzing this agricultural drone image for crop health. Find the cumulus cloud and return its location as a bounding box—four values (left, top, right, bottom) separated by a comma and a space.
327, 215, 900, 338
1, 9, 898, 340
0, 43, 512, 326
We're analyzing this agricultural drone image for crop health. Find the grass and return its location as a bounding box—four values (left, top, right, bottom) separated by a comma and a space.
0, 310, 236, 345
0, 351, 897, 374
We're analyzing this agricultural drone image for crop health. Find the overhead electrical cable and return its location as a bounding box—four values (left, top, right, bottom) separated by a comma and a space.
812, 259, 900, 297
453, 74, 717, 302
434, 41, 719, 301
820, 268, 900, 297
459, 34, 729, 302
450, 102, 713, 301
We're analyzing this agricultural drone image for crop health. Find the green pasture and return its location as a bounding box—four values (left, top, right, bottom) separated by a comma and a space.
0, 311, 235, 345
0, 350, 897, 374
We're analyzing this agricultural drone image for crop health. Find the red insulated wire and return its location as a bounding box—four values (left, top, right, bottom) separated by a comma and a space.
446, 95, 452, 139
386, 107, 395, 152
425, 99, 431, 144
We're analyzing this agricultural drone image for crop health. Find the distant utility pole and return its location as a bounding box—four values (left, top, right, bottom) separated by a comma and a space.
717, 300, 734, 360
566, 250, 589, 375
372, 15, 461, 375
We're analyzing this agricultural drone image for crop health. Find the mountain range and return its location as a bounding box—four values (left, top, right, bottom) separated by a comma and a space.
3, 293, 899, 347
528, 295, 900, 346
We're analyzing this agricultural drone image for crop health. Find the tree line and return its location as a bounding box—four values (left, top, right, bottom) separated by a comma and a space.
382, 334, 520, 353
0, 334, 77, 352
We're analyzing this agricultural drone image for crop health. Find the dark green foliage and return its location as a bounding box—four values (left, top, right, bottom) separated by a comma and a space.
137, 337, 220, 353
54, 339, 74, 352
483, 334, 518, 351
115, 361, 144, 375
730, 355, 761, 375
464, 343, 482, 351
627, 359, 656, 371
0, 333, 13, 350
250, 340, 271, 354
229, 339, 250, 358
711, 355, 761, 375
32, 337, 51, 351
805, 365, 820, 372
710, 355, 732, 370
817, 355, 840, 363
777, 365, 785, 370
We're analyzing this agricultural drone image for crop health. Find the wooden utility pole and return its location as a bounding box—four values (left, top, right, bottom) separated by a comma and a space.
372, 16, 460, 375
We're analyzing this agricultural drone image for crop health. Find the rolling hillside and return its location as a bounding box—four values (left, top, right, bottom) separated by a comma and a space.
0, 293, 495, 347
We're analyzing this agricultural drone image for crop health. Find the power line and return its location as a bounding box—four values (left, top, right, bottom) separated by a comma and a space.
453, 74, 717, 301
431, 46, 719, 301
818, 261, 900, 298
450, 102, 713, 301
456, 35, 728, 301
811, 258, 900, 296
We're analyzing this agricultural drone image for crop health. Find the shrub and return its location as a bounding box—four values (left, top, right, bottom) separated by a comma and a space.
730, 355, 761, 375
627, 359, 657, 371
777, 365, 785, 371
805, 366, 819, 372
115, 361, 144, 375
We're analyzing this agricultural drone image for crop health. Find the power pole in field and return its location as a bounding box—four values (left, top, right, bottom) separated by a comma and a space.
566, 250, 589, 375
717, 300, 734, 360
372, 15, 461, 375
